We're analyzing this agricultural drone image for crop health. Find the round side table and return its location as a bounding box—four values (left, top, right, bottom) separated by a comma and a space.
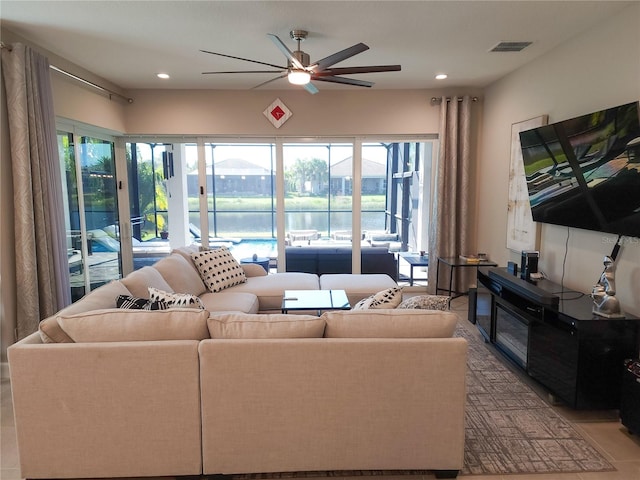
240, 257, 270, 273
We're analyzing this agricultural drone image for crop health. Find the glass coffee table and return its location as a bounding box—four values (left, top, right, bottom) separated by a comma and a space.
281, 290, 351, 314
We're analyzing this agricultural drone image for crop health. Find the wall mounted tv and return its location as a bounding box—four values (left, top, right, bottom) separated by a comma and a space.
519, 101, 640, 238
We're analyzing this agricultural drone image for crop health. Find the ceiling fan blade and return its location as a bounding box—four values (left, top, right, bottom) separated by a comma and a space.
314, 65, 402, 76
311, 43, 370, 71
200, 49, 286, 70
267, 34, 305, 70
314, 76, 374, 88
251, 73, 288, 90
304, 82, 319, 95
202, 70, 284, 74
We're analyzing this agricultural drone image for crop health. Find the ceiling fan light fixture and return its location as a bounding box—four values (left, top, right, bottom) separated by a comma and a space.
288, 70, 311, 85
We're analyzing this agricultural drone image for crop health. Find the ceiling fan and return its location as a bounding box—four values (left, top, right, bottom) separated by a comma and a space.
201, 30, 401, 94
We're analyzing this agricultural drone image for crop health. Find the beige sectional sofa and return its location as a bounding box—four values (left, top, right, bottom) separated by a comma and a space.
148, 245, 395, 313
8, 246, 467, 479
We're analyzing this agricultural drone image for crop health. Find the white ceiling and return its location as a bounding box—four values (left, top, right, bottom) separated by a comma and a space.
0, 1, 634, 93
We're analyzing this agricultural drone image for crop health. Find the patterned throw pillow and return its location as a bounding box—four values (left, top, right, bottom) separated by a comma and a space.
116, 294, 168, 311
352, 287, 403, 310
148, 287, 205, 310
191, 246, 247, 293
396, 294, 451, 311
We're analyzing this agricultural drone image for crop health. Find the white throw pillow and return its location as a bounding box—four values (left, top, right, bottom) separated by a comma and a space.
191, 246, 247, 293
353, 287, 403, 310
148, 287, 205, 310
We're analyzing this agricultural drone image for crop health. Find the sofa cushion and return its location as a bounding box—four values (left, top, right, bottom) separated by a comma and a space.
322, 309, 458, 338
149, 287, 205, 310
39, 317, 75, 343
171, 244, 201, 262
366, 232, 399, 241
199, 292, 260, 314
116, 294, 168, 311
121, 266, 174, 298
353, 287, 403, 310
153, 253, 207, 296
38, 280, 131, 343
176, 246, 266, 278
397, 294, 450, 311
191, 247, 247, 293
58, 280, 131, 315
54, 308, 210, 342
208, 313, 325, 339
240, 263, 268, 277
319, 274, 397, 306
223, 273, 319, 311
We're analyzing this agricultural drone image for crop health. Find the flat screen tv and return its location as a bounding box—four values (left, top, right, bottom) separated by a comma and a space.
519, 101, 640, 238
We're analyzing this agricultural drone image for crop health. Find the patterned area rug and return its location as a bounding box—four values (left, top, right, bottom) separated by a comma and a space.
457, 324, 614, 475
233, 324, 615, 478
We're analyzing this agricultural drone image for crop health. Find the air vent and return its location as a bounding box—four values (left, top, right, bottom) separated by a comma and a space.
490, 41, 532, 52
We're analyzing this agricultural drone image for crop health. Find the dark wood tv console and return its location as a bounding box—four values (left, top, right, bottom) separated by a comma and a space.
476, 267, 639, 410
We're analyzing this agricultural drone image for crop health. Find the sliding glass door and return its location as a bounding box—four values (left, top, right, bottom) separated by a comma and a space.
55, 127, 436, 305
165, 139, 432, 271
58, 129, 121, 301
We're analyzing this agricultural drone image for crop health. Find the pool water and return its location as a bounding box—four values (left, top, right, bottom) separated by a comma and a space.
228, 239, 278, 260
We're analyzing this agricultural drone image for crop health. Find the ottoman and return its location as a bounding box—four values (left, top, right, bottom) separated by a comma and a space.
319, 274, 397, 307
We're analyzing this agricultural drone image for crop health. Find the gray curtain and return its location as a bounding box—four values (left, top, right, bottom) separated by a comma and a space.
1, 43, 71, 339
427, 95, 473, 295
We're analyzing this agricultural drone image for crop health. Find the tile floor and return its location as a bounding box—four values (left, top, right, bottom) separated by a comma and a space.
1, 296, 639, 480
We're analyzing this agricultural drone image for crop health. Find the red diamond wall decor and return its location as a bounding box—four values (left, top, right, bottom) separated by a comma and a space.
263, 98, 292, 128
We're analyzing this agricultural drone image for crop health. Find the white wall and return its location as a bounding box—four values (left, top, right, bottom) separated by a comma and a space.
477, 3, 640, 315
52, 75, 127, 133
123, 88, 475, 137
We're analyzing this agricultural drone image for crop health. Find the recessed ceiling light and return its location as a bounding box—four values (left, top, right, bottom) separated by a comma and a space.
435, 74, 448, 80
157, 73, 170, 79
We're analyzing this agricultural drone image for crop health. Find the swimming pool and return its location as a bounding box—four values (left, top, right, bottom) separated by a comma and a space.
228, 239, 278, 260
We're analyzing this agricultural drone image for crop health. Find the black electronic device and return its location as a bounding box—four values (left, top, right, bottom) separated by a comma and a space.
489, 267, 558, 306
519, 101, 640, 238
507, 261, 518, 276
520, 250, 539, 281
620, 359, 640, 434
468, 287, 477, 324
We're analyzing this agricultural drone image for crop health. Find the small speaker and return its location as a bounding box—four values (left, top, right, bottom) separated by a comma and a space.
468, 287, 477, 324
507, 261, 518, 276
520, 250, 539, 280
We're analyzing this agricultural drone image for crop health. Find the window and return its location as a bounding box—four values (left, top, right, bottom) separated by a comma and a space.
283, 142, 354, 242
205, 143, 276, 239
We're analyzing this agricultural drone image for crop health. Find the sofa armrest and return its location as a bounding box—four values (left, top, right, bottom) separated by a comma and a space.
242, 263, 268, 277
8, 339, 203, 478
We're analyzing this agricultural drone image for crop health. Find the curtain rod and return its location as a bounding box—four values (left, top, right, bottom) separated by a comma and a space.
49, 65, 134, 104
1, 42, 133, 103
430, 96, 479, 105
